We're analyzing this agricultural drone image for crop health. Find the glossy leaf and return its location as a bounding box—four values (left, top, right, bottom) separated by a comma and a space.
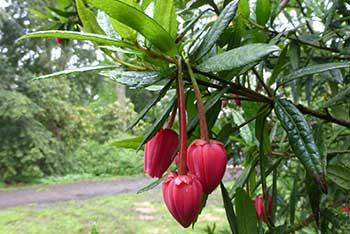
238, 0, 250, 18
18, 30, 133, 48
274, 99, 327, 193
31, 65, 117, 80
269, 44, 288, 85
154, 0, 177, 38
196, 43, 279, 72
221, 183, 238, 234
327, 164, 350, 190
137, 96, 176, 151
305, 174, 321, 226
255, 109, 271, 154
256, 0, 271, 25
110, 136, 143, 150
128, 80, 174, 130
278, 63, 350, 86
101, 68, 176, 88
323, 86, 350, 108
235, 188, 258, 234
109, 0, 138, 41
191, 0, 239, 61
88, 0, 177, 55
76, 0, 105, 35
187, 87, 228, 132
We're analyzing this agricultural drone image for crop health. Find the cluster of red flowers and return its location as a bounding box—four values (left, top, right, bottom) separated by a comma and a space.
143, 63, 228, 227
143, 128, 227, 227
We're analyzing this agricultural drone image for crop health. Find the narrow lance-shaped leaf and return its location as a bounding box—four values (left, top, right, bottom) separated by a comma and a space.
18, 31, 134, 48
76, 0, 105, 35
128, 79, 174, 130
154, 0, 177, 38
235, 188, 258, 234
305, 174, 322, 226
110, 136, 143, 150
256, 0, 271, 26
196, 43, 279, 72
191, 0, 239, 61
101, 67, 176, 88
274, 99, 327, 193
31, 65, 117, 80
109, 0, 138, 41
269, 44, 288, 85
220, 183, 239, 234
278, 63, 350, 86
88, 0, 177, 55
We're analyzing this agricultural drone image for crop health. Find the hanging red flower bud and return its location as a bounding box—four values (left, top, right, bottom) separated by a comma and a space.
232, 93, 241, 106
56, 38, 63, 44
187, 139, 227, 194
144, 128, 178, 178
254, 194, 272, 223
162, 171, 203, 228
343, 206, 349, 214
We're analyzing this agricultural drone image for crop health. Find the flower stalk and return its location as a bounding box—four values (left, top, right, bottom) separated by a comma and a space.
177, 58, 188, 175
185, 60, 209, 141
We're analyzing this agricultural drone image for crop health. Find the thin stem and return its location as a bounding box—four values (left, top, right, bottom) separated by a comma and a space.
177, 58, 188, 175
135, 43, 177, 64
166, 103, 177, 129
186, 60, 209, 141
285, 215, 315, 234
252, 67, 272, 97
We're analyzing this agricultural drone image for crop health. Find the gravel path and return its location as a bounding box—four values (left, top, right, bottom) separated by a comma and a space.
0, 177, 154, 210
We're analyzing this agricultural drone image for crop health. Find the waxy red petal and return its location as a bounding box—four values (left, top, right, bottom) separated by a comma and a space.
187, 139, 227, 193
144, 128, 178, 178
162, 171, 203, 228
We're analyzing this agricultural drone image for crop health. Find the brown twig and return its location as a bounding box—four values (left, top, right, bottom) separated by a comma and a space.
285, 215, 315, 234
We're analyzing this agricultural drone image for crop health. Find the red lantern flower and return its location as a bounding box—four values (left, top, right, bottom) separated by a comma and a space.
187, 139, 227, 194
232, 93, 241, 106
254, 194, 272, 223
162, 171, 203, 228
343, 206, 349, 214
144, 128, 178, 178
56, 37, 63, 44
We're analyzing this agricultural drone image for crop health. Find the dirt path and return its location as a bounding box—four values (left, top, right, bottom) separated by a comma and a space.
0, 169, 237, 210
0, 176, 154, 210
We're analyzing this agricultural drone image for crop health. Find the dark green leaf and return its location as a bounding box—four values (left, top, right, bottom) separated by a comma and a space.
137, 96, 176, 151
154, 0, 177, 38
187, 87, 228, 132
102, 68, 176, 88
110, 136, 143, 150
196, 43, 279, 72
137, 177, 164, 194
278, 63, 350, 86
327, 164, 350, 190
221, 183, 239, 234
323, 86, 350, 108
128, 80, 174, 130
235, 188, 258, 234
192, 0, 239, 61
31, 65, 117, 80
18, 31, 134, 48
269, 44, 288, 85
305, 174, 321, 226
256, 0, 271, 25
255, 109, 271, 154
289, 177, 297, 225
274, 99, 327, 193
88, 0, 177, 55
